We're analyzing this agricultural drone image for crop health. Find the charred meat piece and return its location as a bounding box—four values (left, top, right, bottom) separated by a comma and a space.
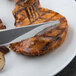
0, 46, 10, 54
10, 0, 68, 56
10, 17, 68, 56
0, 52, 5, 70
13, 0, 41, 26
13, 0, 66, 27
0, 19, 6, 30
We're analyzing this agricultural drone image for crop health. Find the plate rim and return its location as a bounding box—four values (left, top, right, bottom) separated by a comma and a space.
49, 52, 76, 76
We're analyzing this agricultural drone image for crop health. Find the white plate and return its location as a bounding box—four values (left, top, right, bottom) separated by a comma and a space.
0, 0, 76, 76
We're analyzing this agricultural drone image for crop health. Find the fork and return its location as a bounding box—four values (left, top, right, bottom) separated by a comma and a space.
24, 1, 41, 23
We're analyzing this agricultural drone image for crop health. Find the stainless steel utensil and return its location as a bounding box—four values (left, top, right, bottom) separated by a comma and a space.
0, 20, 60, 46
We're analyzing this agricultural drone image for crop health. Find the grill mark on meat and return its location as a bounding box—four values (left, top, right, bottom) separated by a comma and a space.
14, 7, 50, 17
25, 1, 40, 23
14, 6, 53, 26
16, 3, 24, 7
14, 8, 25, 17
42, 28, 66, 51
15, 9, 53, 25
16, 0, 25, 4
14, 0, 55, 26
14, 11, 45, 25
42, 42, 50, 51
25, 7, 32, 23
44, 13, 59, 22
16, 0, 25, 7
56, 27, 66, 30
29, 12, 58, 25
15, 0, 40, 16
35, 24, 59, 37
56, 37, 61, 40
28, 17, 41, 24
34, 17, 66, 36
0, 46, 10, 54
60, 17, 66, 22
34, 1, 41, 19
55, 28, 66, 40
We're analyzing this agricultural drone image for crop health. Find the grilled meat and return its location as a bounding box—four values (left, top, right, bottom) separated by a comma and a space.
10, 17, 68, 56
0, 19, 6, 30
0, 46, 10, 54
10, 0, 68, 56
0, 52, 5, 70
13, 0, 41, 26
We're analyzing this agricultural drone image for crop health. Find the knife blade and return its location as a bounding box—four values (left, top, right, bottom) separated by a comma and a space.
0, 20, 60, 46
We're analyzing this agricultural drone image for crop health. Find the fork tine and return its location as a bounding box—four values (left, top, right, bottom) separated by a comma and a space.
25, 7, 32, 23
25, 1, 41, 23
29, 6, 35, 22
34, 2, 41, 19
31, 4, 37, 19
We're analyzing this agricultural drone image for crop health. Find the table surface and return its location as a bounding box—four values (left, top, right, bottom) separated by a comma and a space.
56, 56, 76, 76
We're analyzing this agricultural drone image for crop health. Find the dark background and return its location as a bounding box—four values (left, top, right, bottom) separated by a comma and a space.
55, 56, 76, 76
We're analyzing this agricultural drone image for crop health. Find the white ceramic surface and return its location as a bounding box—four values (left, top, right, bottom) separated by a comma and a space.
0, 0, 76, 76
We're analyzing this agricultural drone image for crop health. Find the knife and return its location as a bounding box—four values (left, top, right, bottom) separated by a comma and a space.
0, 20, 60, 46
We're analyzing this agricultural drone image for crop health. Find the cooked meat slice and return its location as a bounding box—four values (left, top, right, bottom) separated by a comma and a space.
0, 52, 5, 70
0, 19, 6, 30
0, 46, 10, 54
10, 17, 68, 56
10, 0, 68, 56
